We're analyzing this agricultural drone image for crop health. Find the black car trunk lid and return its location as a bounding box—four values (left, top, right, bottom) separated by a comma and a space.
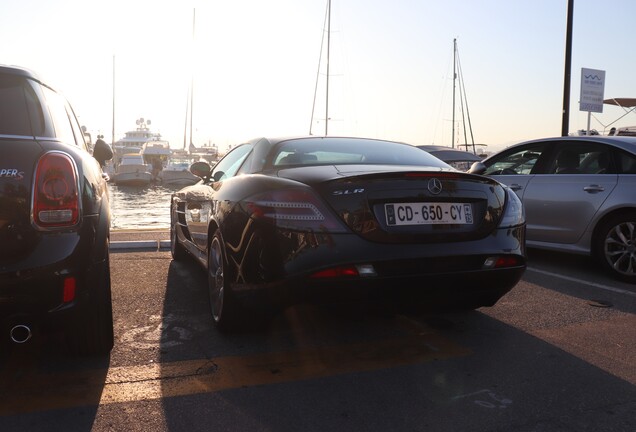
316, 169, 506, 243
0, 138, 41, 261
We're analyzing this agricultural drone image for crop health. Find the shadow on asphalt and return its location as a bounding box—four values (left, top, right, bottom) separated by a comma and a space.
0, 330, 110, 430
156, 257, 636, 432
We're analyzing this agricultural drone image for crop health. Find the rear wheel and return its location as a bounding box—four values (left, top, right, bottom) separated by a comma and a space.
68, 243, 114, 356
208, 231, 247, 332
595, 212, 636, 283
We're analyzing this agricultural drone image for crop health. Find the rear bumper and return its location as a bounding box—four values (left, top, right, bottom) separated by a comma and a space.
227, 224, 526, 311
0, 224, 106, 334
1, 270, 91, 331
236, 264, 525, 311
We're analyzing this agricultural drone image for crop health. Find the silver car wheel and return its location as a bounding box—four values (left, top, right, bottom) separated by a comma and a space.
604, 220, 636, 277
208, 235, 225, 322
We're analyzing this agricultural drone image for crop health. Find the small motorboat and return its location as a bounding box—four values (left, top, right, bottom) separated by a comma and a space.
158, 158, 200, 186
112, 154, 153, 186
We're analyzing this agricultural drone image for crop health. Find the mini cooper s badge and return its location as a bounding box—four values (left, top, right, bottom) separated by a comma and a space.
0, 169, 25, 180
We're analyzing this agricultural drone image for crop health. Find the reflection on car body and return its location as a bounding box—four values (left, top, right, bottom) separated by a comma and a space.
170, 136, 526, 331
470, 135, 636, 283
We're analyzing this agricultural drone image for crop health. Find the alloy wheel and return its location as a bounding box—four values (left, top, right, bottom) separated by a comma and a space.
604, 220, 636, 277
208, 236, 225, 322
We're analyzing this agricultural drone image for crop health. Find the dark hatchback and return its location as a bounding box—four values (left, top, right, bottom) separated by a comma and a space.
171, 136, 527, 331
0, 65, 114, 355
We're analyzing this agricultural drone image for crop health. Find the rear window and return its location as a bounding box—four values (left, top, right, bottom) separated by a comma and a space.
0, 73, 52, 137
272, 138, 449, 168
617, 149, 636, 174
41, 85, 78, 146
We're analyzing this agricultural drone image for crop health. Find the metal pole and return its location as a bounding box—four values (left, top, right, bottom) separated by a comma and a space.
189, 9, 195, 147
561, 0, 574, 136
112, 55, 116, 152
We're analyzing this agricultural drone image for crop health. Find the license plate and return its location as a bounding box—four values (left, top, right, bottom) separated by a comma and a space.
385, 202, 473, 226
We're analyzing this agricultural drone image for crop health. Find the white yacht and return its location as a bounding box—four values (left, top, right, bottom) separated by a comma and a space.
158, 158, 200, 186
113, 118, 162, 164
112, 154, 153, 186
141, 140, 171, 180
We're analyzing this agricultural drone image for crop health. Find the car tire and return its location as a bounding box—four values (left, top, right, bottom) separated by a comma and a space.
170, 212, 188, 261
68, 243, 115, 356
595, 212, 636, 283
208, 231, 247, 332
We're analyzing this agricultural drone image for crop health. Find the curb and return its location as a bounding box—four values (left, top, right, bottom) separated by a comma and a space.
110, 240, 171, 251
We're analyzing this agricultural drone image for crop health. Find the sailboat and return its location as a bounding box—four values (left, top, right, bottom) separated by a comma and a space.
309, 0, 333, 136
184, 8, 196, 154
156, 8, 200, 187
450, 39, 486, 155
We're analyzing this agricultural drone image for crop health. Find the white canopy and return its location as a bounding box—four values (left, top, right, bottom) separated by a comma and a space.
603, 98, 636, 108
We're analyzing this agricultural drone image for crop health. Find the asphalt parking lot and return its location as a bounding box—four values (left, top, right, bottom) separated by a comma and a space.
0, 230, 635, 431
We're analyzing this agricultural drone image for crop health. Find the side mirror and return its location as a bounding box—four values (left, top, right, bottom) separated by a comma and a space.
468, 161, 487, 175
92, 140, 113, 166
190, 161, 212, 179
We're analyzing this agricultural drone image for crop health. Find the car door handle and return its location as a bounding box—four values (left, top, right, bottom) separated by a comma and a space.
583, 185, 605, 193
509, 183, 523, 191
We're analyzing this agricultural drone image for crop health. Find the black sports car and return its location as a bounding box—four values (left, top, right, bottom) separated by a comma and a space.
170, 136, 526, 330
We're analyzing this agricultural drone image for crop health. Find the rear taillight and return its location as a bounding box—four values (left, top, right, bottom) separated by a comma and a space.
246, 188, 346, 232
33, 152, 80, 227
498, 188, 525, 228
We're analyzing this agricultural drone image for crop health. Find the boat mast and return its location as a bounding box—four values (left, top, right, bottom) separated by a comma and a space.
183, 88, 189, 150
451, 39, 477, 153
451, 38, 456, 149
309, 0, 331, 136
184, 8, 196, 151
112, 55, 116, 152
190, 9, 195, 149
325, 0, 331, 136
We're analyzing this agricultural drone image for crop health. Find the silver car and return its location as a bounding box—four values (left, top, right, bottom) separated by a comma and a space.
469, 136, 636, 283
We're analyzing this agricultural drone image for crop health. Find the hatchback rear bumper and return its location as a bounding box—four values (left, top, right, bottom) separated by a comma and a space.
0, 227, 107, 338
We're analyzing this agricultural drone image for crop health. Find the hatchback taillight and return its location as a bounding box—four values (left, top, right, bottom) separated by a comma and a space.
246, 188, 346, 232
33, 152, 80, 227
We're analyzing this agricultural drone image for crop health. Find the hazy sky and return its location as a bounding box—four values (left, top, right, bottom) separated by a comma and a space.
2, 0, 635, 153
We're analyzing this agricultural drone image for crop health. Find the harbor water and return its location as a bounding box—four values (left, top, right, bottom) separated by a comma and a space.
109, 184, 181, 230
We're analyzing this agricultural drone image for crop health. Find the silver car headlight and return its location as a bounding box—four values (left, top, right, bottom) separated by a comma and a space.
499, 187, 525, 228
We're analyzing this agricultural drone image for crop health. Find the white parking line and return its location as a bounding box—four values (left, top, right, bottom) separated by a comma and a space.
527, 267, 636, 297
